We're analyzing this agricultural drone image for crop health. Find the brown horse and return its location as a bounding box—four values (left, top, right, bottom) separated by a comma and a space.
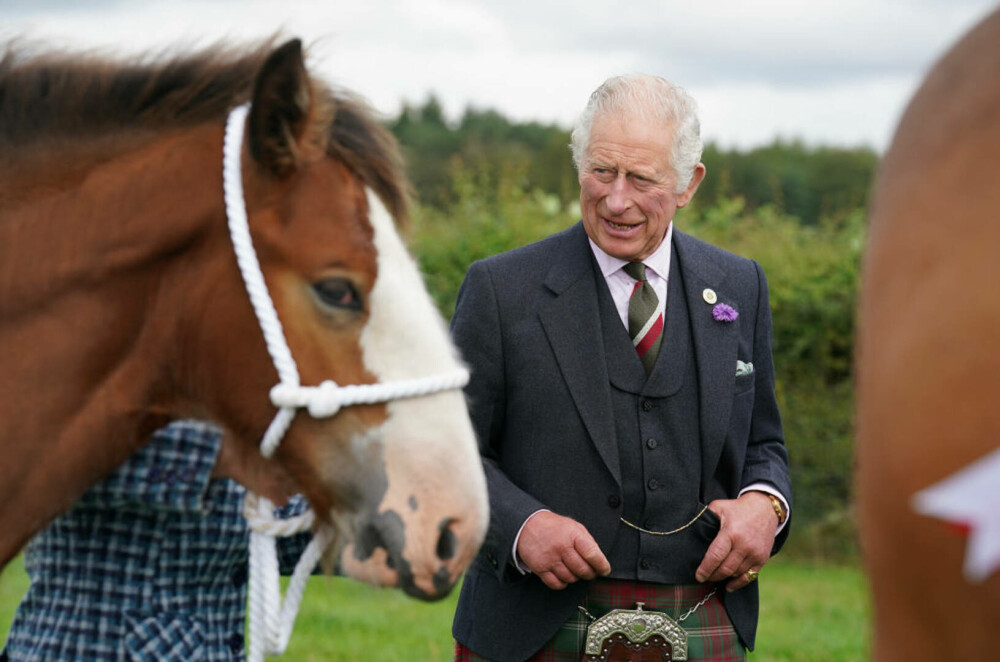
0, 38, 487, 600
856, 8, 1000, 660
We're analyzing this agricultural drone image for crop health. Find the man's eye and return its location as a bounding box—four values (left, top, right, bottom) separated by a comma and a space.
312, 278, 363, 311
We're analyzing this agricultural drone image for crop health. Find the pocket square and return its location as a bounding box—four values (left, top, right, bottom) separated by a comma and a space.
736, 360, 754, 377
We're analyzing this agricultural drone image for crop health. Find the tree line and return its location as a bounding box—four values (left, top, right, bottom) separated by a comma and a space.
388, 95, 878, 226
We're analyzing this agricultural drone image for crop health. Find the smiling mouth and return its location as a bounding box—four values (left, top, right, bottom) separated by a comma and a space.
606, 218, 639, 231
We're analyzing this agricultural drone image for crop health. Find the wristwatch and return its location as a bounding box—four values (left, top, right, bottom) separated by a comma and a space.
766, 494, 787, 525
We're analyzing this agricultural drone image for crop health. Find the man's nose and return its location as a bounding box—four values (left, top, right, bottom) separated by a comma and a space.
605, 175, 633, 214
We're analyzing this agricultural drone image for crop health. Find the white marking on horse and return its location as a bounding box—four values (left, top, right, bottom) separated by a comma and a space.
344, 190, 488, 593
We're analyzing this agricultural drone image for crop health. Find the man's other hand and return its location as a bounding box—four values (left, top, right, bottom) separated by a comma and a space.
696, 491, 778, 592
516, 511, 611, 590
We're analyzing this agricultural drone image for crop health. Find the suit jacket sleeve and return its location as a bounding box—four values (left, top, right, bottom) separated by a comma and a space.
451, 259, 548, 579
744, 260, 793, 551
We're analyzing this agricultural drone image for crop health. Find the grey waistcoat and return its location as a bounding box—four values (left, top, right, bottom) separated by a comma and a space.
593, 248, 721, 583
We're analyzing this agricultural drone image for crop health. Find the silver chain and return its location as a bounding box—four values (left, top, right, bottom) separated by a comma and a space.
619, 504, 709, 536
676, 588, 717, 622
578, 587, 718, 624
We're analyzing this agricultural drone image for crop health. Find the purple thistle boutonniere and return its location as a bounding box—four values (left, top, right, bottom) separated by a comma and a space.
712, 303, 738, 322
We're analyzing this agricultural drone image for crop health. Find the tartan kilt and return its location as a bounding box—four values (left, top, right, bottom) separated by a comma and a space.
455, 579, 745, 662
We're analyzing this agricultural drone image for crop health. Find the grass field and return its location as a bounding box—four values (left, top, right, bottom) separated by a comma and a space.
1, 556, 870, 660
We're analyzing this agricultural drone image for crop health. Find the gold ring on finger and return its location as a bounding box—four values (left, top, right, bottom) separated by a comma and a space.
745, 569, 760, 582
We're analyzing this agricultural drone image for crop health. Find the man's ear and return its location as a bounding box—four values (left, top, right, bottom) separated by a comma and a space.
676, 162, 706, 208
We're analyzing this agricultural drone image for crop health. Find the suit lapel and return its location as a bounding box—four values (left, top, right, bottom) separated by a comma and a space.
538, 223, 621, 487
673, 231, 740, 487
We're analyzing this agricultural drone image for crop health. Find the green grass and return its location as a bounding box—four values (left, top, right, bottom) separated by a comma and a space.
2, 556, 869, 661
753, 561, 870, 661
0, 556, 27, 645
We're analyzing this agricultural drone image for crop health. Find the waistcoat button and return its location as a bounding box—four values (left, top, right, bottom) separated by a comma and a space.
642, 400, 653, 412
647, 478, 659, 491
608, 495, 621, 508
645, 438, 658, 450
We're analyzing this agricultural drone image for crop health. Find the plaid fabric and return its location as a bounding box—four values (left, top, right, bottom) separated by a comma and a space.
3, 421, 312, 662
455, 580, 745, 662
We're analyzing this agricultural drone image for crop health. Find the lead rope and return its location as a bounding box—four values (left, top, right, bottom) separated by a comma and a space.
222, 104, 469, 661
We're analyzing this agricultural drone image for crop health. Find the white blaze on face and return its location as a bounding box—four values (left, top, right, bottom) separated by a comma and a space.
349, 189, 488, 590
360, 191, 464, 381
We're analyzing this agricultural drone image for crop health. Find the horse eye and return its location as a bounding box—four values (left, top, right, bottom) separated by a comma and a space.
312, 278, 363, 311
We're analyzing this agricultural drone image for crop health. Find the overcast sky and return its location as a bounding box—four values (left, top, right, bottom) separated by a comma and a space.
3, 0, 997, 151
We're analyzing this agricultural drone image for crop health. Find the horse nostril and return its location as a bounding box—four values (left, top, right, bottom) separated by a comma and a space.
436, 519, 458, 561
357, 522, 390, 567
355, 511, 406, 571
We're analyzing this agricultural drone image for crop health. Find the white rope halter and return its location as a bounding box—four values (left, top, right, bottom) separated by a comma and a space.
222, 103, 469, 661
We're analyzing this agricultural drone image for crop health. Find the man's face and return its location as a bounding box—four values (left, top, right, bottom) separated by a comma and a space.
579, 113, 703, 261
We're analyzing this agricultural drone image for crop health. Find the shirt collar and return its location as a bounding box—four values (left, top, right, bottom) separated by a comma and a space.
588, 222, 673, 280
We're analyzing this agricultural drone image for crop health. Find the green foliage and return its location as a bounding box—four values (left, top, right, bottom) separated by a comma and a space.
389, 96, 463, 209
698, 140, 878, 226
409, 162, 577, 318
785, 507, 861, 564
2, 557, 870, 660
779, 380, 857, 545
389, 97, 577, 210
387, 99, 878, 227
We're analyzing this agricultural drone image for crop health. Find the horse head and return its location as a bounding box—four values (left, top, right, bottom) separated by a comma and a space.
186, 40, 488, 599
0, 36, 486, 599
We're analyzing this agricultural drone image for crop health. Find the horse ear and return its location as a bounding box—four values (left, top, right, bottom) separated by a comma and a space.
248, 39, 311, 178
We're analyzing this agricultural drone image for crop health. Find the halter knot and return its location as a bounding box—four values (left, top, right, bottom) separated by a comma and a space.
308, 380, 343, 418
269, 380, 344, 419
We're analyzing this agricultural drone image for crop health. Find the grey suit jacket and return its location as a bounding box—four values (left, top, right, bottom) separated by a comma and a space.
451, 221, 791, 662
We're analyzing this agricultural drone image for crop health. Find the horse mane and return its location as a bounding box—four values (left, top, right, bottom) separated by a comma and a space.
0, 38, 410, 223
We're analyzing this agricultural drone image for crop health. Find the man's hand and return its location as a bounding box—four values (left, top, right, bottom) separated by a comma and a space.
696, 491, 779, 592
516, 511, 611, 590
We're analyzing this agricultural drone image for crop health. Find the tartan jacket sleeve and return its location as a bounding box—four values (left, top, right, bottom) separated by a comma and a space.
75, 420, 224, 514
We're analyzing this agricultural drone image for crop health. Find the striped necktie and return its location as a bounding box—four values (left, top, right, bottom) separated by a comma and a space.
624, 261, 663, 374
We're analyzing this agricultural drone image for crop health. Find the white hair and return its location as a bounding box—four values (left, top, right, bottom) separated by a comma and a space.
570, 73, 703, 193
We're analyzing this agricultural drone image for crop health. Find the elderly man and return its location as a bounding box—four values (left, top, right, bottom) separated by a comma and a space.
451, 74, 792, 661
